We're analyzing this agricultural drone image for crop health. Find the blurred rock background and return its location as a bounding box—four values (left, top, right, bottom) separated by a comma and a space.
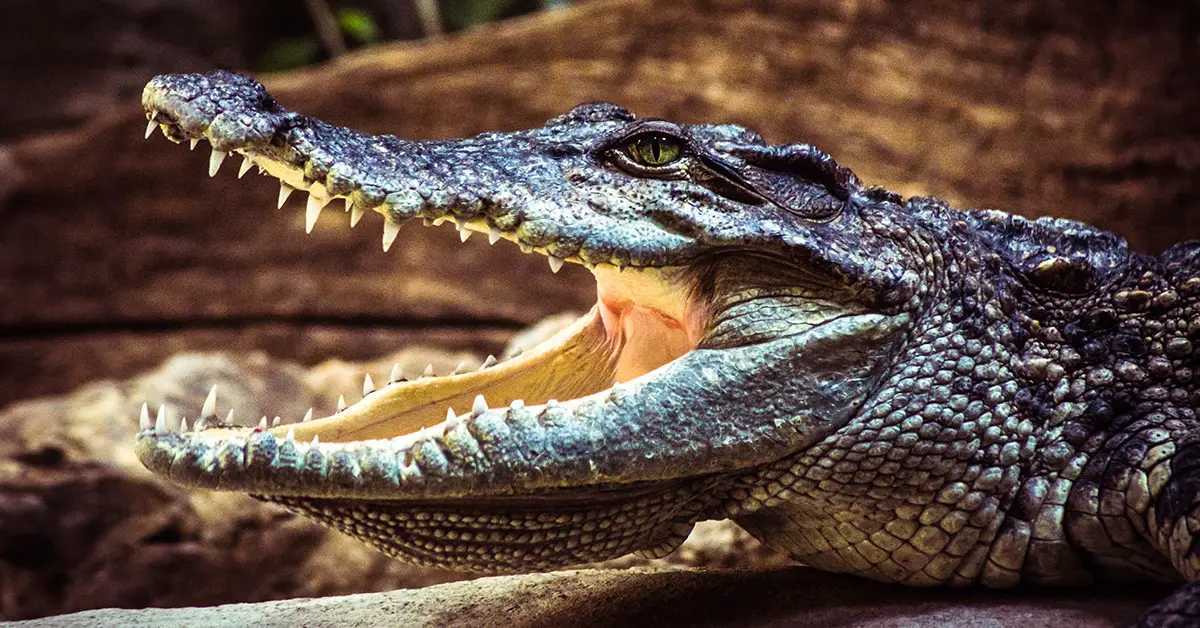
0, 0, 1197, 622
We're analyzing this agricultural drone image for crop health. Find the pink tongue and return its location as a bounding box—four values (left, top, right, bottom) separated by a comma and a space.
597, 295, 694, 383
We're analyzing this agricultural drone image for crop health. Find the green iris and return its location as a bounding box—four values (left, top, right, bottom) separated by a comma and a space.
628, 134, 682, 166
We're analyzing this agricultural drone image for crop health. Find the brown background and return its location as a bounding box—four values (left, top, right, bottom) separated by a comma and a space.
2, 0, 1199, 410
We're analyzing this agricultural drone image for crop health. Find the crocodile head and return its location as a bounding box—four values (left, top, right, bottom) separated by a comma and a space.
135, 71, 918, 572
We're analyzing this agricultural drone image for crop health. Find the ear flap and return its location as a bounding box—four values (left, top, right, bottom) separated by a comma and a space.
713, 143, 861, 219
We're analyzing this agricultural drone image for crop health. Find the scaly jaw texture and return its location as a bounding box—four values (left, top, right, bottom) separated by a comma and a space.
144, 115, 706, 445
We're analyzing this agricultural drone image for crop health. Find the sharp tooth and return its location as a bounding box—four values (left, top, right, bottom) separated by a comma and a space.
422, 364, 434, 377
488, 227, 502, 245
548, 256, 564, 273
286, 427, 296, 442
238, 155, 253, 178
546, 399, 559, 408
208, 149, 227, 177
363, 374, 375, 396
305, 194, 327, 233
423, 217, 435, 227
481, 355, 497, 369
201, 386, 217, 418
382, 218, 402, 252
453, 360, 468, 374
144, 119, 157, 139
312, 435, 320, 446
303, 408, 313, 423
154, 405, 168, 433
272, 416, 282, 427
224, 408, 235, 425
389, 363, 402, 383
258, 416, 268, 430
519, 242, 533, 254
459, 228, 472, 243
278, 183, 294, 208
139, 403, 152, 431
350, 201, 364, 228
509, 346, 524, 358
180, 417, 189, 433
472, 394, 488, 417
336, 395, 347, 413
190, 138, 199, 150
446, 408, 456, 422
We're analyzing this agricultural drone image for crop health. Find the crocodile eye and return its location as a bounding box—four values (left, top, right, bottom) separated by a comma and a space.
627, 133, 682, 166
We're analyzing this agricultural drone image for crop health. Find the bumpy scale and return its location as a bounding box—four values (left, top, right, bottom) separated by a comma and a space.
136, 71, 1200, 626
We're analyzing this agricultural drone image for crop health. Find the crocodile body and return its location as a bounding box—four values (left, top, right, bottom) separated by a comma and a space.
134, 71, 1200, 625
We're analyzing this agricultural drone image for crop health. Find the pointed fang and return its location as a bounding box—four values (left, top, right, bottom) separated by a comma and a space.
139, 403, 152, 431
303, 408, 314, 423
382, 218, 402, 252
201, 386, 217, 418
453, 360, 468, 374
237, 154, 253, 178
363, 374, 375, 396
459, 227, 472, 243
189, 138, 199, 150
258, 417, 268, 430
305, 194, 327, 233
155, 405, 168, 433
286, 427, 296, 442
446, 408, 457, 422
350, 202, 364, 228
278, 183, 294, 208
208, 149, 227, 177
472, 394, 488, 417
422, 364, 434, 377
389, 363, 402, 383
481, 355, 498, 369
336, 395, 347, 413
548, 256, 564, 273
179, 417, 189, 433
488, 227, 502, 244
144, 119, 157, 139
271, 416, 282, 427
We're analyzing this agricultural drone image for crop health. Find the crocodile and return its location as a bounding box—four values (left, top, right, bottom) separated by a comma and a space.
134, 71, 1200, 625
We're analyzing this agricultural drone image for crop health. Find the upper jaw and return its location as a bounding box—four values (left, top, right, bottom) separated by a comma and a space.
142, 71, 703, 270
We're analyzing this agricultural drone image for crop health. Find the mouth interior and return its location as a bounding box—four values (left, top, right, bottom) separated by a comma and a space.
189, 151, 706, 444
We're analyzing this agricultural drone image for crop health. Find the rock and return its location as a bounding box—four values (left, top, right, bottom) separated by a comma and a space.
11, 567, 1168, 628
3, 0, 1199, 405
0, 348, 788, 621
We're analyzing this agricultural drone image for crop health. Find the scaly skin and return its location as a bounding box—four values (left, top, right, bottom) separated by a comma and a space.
134, 71, 1200, 625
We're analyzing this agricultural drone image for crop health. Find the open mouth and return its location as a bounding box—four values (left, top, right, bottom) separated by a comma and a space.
140, 113, 710, 453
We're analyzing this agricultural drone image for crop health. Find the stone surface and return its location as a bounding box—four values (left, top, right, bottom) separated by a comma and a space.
0, 347, 787, 621
3, 0, 1199, 406
11, 567, 1169, 628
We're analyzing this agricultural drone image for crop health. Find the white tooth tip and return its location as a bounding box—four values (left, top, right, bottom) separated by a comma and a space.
189, 138, 199, 150
286, 428, 296, 442
488, 228, 502, 244
481, 355, 498, 369
144, 119, 157, 139
422, 364, 434, 377
382, 219, 401, 252
363, 374, 375, 395
258, 417, 268, 429
224, 408, 235, 424
459, 228, 472, 243
271, 416, 282, 427
472, 394, 488, 416
303, 408, 314, 423
305, 194, 326, 233
350, 202, 364, 228
139, 403, 152, 430
312, 435, 320, 445
208, 149, 227, 177
548, 256, 564, 273
278, 183, 294, 209
201, 386, 217, 418
336, 395, 347, 412
179, 417, 189, 433
389, 363, 402, 383
237, 155, 253, 178
453, 360, 468, 374
446, 408, 457, 422
154, 405, 168, 433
